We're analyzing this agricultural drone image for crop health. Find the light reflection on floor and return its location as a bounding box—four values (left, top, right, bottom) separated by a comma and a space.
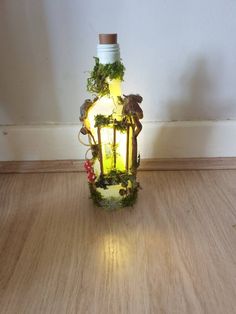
100, 233, 130, 272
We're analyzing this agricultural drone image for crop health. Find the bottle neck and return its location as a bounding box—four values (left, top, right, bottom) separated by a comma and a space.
108, 78, 122, 98
97, 44, 120, 64
97, 41, 122, 105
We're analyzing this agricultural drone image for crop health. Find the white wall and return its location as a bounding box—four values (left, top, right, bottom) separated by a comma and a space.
0, 0, 236, 160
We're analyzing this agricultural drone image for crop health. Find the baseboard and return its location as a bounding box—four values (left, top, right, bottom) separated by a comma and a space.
1, 121, 236, 161
1, 158, 236, 173
0, 160, 84, 173
140, 157, 236, 170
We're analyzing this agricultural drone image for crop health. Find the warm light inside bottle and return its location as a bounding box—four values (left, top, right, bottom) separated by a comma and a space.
86, 78, 131, 174
85, 78, 133, 204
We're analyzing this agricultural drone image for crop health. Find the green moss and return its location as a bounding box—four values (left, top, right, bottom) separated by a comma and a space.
95, 170, 134, 189
88, 183, 103, 207
94, 114, 128, 132
121, 187, 138, 207
114, 119, 128, 132
94, 114, 112, 128
87, 57, 125, 96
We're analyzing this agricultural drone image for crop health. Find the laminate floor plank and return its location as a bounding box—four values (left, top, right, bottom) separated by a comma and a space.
0, 171, 235, 314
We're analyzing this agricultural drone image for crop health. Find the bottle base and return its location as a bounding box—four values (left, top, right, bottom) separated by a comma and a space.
88, 183, 138, 210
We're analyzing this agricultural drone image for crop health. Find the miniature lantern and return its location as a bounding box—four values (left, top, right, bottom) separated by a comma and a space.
79, 34, 143, 209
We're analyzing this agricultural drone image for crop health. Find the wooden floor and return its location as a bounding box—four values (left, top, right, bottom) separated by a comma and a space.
0, 171, 236, 314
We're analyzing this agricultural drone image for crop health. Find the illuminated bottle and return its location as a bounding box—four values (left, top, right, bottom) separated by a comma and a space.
80, 34, 143, 210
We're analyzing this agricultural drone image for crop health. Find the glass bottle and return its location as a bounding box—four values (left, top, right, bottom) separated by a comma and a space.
80, 34, 143, 210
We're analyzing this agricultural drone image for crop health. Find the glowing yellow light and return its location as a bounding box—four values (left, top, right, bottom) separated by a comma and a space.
85, 79, 130, 176
108, 78, 122, 100
100, 234, 130, 269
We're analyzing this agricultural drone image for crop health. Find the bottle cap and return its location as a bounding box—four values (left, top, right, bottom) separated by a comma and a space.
99, 34, 117, 44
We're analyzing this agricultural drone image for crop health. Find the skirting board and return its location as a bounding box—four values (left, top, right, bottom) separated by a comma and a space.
1, 158, 236, 173
0, 121, 236, 161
